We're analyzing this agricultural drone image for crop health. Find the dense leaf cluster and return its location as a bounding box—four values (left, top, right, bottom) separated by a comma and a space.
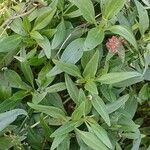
0, 0, 150, 149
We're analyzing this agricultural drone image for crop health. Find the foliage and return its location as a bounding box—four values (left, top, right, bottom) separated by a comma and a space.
0, 0, 150, 149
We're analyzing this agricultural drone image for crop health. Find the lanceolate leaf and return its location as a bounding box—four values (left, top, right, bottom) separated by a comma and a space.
0, 109, 27, 132
83, 50, 99, 78
106, 94, 129, 114
47, 38, 84, 77
4, 69, 30, 90
75, 129, 109, 150
33, 7, 56, 30
54, 60, 82, 77
61, 38, 84, 63
84, 27, 104, 51
46, 82, 66, 93
86, 119, 113, 149
28, 103, 67, 120
0, 35, 22, 52
51, 20, 66, 49
21, 61, 34, 87
51, 121, 81, 137
91, 94, 111, 126
70, 0, 96, 24
108, 25, 138, 50
134, 0, 149, 35
36, 36, 51, 59
71, 101, 85, 120
50, 134, 68, 150
85, 81, 98, 94
97, 72, 142, 84
0, 91, 28, 113
65, 74, 79, 104
103, 0, 126, 19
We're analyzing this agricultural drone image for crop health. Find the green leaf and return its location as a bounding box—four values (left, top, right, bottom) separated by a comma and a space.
138, 83, 150, 101
64, 9, 82, 18
51, 134, 68, 150
10, 18, 26, 36
84, 27, 104, 51
22, 16, 31, 33
0, 35, 22, 52
36, 36, 51, 59
0, 109, 27, 132
4, 69, 30, 90
51, 121, 80, 137
91, 94, 110, 126
83, 50, 99, 78
81, 50, 96, 69
40, 114, 53, 139
75, 129, 109, 150
71, 101, 85, 120
124, 95, 138, 119
87, 119, 113, 149
0, 91, 28, 113
28, 103, 67, 120
0, 85, 11, 100
54, 60, 81, 77
46, 93, 65, 112
85, 81, 98, 94
21, 61, 34, 87
78, 89, 92, 114
100, 85, 116, 102
114, 76, 144, 87
30, 30, 44, 40
61, 38, 84, 63
47, 38, 84, 77
106, 94, 129, 114
65, 74, 79, 104
70, 0, 96, 24
33, 7, 56, 30
97, 72, 142, 84
57, 134, 70, 150
32, 91, 47, 104
103, 0, 126, 19
51, 20, 66, 49
108, 25, 138, 50
38, 63, 54, 88
46, 82, 66, 93
134, 0, 149, 35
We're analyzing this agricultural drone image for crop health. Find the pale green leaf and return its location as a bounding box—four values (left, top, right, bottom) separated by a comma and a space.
33, 7, 56, 30
65, 74, 79, 104
46, 82, 66, 93
83, 50, 99, 78
134, 0, 149, 35
103, 0, 126, 19
54, 60, 81, 77
84, 27, 104, 51
51, 121, 80, 137
85, 81, 98, 94
0, 109, 27, 132
106, 94, 129, 114
36, 36, 51, 59
91, 94, 110, 126
97, 72, 142, 84
0, 35, 22, 52
28, 103, 67, 120
75, 129, 109, 150
70, 0, 96, 23
71, 101, 85, 120
109, 25, 138, 50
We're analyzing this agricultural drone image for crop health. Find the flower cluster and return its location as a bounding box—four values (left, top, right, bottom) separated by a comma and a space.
106, 36, 123, 54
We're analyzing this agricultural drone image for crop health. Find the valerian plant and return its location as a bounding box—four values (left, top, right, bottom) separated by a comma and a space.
0, 0, 150, 149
